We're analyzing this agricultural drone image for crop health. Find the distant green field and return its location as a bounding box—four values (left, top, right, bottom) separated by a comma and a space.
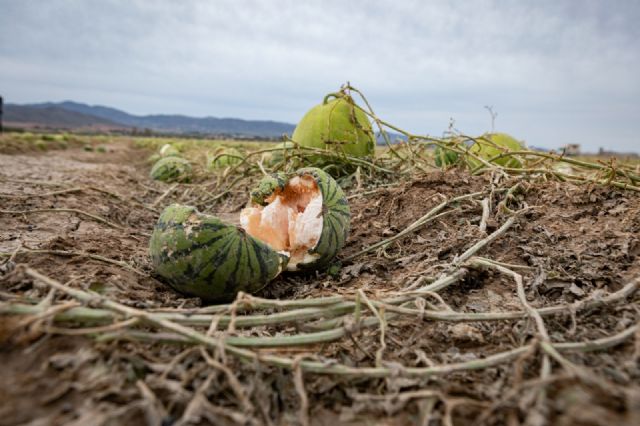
0, 131, 79, 153
0, 131, 276, 155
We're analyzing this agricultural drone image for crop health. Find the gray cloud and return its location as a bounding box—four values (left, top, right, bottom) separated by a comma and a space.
1, 0, 639, 151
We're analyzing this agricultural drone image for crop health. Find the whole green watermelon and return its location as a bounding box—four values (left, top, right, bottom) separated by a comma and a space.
207, 147, 244, 170
148, 144, 180, 164
159, 144, 180, 157
266, 141, 296, 165
292, 93, 375, 158
150, 157, 192, 182
468, 133, 524, 169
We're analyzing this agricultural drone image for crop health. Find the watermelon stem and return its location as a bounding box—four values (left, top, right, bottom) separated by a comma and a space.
322, 92, 344, 105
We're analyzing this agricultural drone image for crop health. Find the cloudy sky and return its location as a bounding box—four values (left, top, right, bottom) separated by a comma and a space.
1, 0, 639, 152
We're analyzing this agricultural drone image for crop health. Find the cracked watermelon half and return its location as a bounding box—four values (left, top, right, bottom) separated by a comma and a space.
150, 167, 350, 302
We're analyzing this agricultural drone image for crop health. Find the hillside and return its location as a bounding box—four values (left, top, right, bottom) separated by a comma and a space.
4, 105, 125, 130
4, 101, 295, 137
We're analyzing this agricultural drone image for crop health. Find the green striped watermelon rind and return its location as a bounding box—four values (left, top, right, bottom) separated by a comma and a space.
150, 156, 193, 182
292, 167, 351, 270
149, 204, 288, 302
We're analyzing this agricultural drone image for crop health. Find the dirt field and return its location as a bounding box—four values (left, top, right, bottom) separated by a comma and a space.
1, 137, 639, 425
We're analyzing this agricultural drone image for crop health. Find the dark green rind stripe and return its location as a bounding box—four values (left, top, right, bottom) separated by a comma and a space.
326, 179, 338, 204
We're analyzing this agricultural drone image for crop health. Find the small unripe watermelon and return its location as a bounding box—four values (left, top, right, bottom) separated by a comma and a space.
434, 146, 460, 167
148, 144, 181, 164
159, 144, 180, 157
292, 93, 375, 158
468, 133, 524, 168
150, 167, 351, 301
266, 141, 295, 165
207, 147, 244, 170
150, 204, 288, 302
150, 157, 192, 182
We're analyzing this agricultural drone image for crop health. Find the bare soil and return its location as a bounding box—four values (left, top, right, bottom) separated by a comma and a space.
1, 140, 639, 425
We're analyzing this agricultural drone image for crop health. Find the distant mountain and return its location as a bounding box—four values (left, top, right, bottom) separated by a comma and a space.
4, 101, 296, 138
42, 101, 138, 126
4, 104, 125, 129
